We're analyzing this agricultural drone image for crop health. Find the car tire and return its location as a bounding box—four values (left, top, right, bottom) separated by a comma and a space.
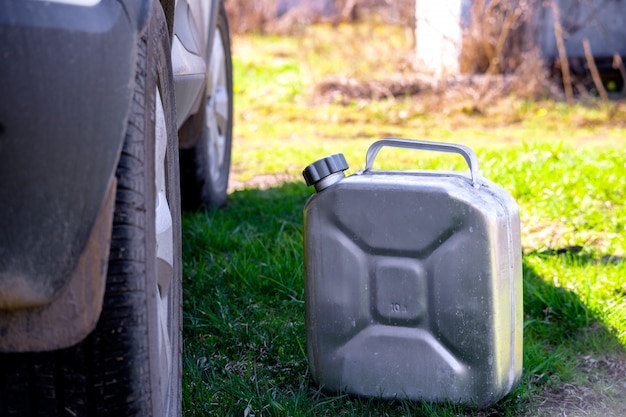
0, 2, 182, 416
180, 0, 233, 210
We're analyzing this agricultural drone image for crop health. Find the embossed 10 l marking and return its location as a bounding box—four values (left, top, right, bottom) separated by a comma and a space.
390, 303, 408, 313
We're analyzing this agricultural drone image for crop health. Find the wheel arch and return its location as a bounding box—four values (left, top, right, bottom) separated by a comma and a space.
0, 0, 164, 352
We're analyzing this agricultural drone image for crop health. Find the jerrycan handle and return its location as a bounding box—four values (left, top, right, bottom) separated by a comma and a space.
365, 138, 481, 188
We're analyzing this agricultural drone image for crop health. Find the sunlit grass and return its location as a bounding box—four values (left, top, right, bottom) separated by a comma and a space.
183, 143, 626, 416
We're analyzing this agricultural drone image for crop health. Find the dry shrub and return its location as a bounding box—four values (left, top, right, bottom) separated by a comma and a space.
459, 0, 551, 100
337, 0, 415, 26
224, 0, 278, 34
225, 0, 338, 34
225, 0, 415, 34
460, 0, 535, 74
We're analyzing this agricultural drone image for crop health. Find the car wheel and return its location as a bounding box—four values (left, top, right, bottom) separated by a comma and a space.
0, 2, 182, 416
180, 0, 233, 210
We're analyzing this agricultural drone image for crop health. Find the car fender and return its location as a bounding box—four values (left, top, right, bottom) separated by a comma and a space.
171, 0, 220, 134
0, 0, 152, 351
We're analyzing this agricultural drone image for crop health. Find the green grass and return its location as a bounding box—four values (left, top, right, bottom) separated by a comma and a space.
182, 23, 626, 416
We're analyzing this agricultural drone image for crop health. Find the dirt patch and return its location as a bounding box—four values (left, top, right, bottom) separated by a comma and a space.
228, 173, 299, 193
532, 354, 626, 417
520, 214, 623, 258
312, 73, 560, 109
313, 75, 426, 103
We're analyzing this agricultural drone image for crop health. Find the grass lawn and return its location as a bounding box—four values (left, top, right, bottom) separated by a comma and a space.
182, 22, 626, 416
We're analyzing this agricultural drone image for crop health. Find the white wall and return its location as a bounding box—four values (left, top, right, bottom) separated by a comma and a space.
414, 0, 464, 78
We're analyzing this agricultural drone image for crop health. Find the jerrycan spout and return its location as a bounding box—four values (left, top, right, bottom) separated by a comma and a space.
302, 153, 349, 192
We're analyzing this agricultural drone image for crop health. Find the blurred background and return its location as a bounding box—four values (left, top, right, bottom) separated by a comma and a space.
225, 0, 626, 100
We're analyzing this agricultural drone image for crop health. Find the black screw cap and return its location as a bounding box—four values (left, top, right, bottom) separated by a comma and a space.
302, 153, 349, 186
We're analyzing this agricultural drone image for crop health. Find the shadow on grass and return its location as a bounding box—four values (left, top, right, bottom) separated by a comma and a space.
182, 181, 625, 417
521, 251, 626, 416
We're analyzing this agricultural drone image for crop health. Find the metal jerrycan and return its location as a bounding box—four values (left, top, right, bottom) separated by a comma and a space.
302, 138, 523, 409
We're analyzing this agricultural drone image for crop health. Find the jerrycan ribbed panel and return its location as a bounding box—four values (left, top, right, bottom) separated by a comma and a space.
302, 139, 522, 409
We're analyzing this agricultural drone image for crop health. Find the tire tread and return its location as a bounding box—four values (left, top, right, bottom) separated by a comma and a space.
0, 10, 157, 417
